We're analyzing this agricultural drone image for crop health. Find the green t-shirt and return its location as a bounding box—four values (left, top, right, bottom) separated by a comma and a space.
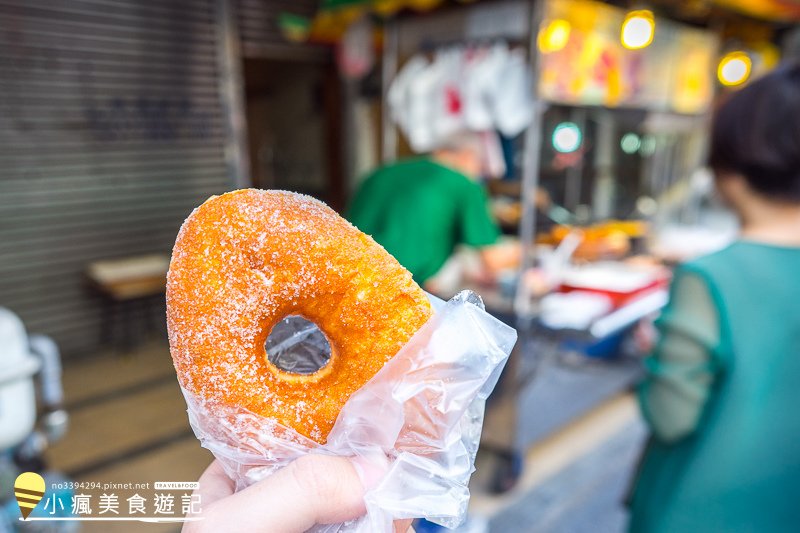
348, 158, 500, 284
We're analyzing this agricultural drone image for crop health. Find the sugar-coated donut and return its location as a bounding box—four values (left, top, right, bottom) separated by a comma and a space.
167, 189, 432, 443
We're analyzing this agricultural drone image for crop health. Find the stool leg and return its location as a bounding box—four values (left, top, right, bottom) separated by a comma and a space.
100, 297, 114, 348
122, 300, 133, 353
143, 295, 156, 339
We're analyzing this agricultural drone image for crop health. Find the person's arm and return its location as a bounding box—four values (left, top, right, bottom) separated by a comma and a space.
457, 182, 509, 280
638, 272, 722, 443
478, 241, 520, 273
185, 456, 413, 533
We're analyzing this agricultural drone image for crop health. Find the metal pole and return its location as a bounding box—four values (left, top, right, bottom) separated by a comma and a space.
564, 107, 586, 211
216, 0, 251, 188
381, 19, 399, 163
481, 0, 547, 478
513, 0, 546, 321
591, 110, 616, 221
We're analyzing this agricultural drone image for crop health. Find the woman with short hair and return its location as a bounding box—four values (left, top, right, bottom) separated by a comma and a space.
629, 62, 800, 532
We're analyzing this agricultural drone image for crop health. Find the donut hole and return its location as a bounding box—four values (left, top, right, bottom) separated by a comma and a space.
265, 315, 331, 375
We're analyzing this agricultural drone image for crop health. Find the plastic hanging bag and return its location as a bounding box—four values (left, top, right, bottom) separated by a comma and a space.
388, 54, 429, 143
493, 48, 534, 138
181, 290, 517, 532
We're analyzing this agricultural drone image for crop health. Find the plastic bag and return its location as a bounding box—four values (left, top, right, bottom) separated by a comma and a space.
182, 291, 517, 532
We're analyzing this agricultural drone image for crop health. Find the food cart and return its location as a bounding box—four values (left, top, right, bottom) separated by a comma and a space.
378, 0, 720, 491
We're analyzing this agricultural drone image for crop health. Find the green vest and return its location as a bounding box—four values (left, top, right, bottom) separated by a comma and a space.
630, 241, 800, 532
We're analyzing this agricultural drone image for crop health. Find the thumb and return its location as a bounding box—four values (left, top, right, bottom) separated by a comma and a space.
194, 454, 370, 533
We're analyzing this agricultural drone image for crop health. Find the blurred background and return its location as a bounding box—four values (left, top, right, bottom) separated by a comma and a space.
1, 0, 798, 532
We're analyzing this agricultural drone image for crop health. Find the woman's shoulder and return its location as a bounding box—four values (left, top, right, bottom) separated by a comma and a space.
691, 239, 798, 262
679, 240, 800, 292
678, 243, 738, 276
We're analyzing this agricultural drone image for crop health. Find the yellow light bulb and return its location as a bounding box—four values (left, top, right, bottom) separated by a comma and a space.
621, 10, 655, 50
718, 51, 752, 86
539, 19, 572, 54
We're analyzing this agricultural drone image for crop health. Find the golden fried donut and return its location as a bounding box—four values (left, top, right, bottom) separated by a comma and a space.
167, 189, 432, 443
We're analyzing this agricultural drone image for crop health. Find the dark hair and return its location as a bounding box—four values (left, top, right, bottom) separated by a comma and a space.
708, 61, 800, 201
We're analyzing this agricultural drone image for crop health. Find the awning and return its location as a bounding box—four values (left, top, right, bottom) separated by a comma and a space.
713, 0, 800, 22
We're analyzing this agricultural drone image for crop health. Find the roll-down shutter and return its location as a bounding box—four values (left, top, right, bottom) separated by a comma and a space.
0, 0, 232, 356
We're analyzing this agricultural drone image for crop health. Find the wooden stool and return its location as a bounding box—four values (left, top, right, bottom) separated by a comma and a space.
86, 254, 169, 352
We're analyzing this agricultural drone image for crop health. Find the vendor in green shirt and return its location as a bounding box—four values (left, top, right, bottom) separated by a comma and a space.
348, 132, 509, 287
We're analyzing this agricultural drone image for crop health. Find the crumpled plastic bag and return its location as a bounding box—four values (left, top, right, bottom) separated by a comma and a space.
181, 290, 517, 532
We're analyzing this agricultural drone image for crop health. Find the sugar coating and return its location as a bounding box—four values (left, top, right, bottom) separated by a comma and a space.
166, 189, 432, 443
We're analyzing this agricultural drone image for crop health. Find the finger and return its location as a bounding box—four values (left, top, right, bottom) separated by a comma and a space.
194, 460, 235, 508
198, 454, 368, 533
394, 518, 414, 532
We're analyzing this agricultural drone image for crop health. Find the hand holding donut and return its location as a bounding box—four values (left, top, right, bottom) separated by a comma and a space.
185, 456, 414, 533
169, 190, 435, 530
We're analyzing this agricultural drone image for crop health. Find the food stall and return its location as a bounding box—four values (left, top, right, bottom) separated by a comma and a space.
379, 0, 722, 491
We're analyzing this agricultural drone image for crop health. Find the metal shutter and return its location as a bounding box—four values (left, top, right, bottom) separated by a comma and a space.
0, 0, 232, 357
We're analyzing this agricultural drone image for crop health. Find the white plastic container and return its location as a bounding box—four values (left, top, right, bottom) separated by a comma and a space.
0, 307, 41, 450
